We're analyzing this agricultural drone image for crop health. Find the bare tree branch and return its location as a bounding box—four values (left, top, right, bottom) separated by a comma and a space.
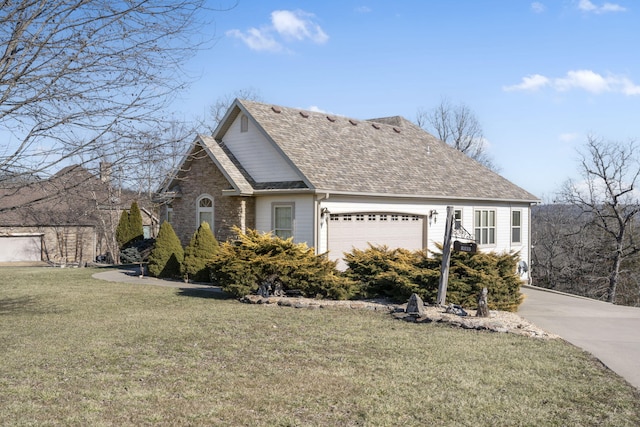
0, 0, 230, 198
416, 97, 498, 171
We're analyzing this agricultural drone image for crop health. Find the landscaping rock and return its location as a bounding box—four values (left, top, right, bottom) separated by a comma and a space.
405, 293, 426, 316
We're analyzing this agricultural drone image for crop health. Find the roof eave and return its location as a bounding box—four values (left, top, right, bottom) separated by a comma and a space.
311, 188, 540, 204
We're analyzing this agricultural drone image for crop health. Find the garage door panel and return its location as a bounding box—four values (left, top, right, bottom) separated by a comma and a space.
0, 236, 42, 262
328, 213, 424, 264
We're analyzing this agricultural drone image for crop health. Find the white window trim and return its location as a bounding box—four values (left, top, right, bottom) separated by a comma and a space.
511, 209, 522, 245
474, 209, 496, 246
272, 202, 295, 239
196, 194, 214, 230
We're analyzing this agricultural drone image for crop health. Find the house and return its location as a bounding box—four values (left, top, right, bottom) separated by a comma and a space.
157, 99, 539, 275
0, 165, 158, 264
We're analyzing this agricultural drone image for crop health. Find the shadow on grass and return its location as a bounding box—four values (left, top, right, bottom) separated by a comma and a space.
176, 287, 233, 300
0, 296, 66, 315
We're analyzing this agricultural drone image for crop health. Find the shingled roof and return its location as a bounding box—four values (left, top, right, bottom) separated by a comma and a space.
214, 99, 538, 203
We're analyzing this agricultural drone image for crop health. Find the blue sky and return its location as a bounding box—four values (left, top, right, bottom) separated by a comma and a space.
175, 0, 640, 199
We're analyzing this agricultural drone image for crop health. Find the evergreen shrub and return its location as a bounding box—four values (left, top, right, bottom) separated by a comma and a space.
115, 201, 144, 249
208, 228, 358, 299
182, 222, 219, 282
147, 222, 184, 278
119, 239, 155, 264
344, 244, 523, 311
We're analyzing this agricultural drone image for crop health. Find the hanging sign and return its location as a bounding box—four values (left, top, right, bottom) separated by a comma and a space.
454, 240, 477, 253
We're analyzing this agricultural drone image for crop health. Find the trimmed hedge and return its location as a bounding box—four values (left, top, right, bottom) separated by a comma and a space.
344, 244, 523, 311
209, 228, 358, 299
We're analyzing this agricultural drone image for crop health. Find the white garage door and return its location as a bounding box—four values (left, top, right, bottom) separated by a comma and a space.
328, 213, 425, 265
0, 236, 42, 262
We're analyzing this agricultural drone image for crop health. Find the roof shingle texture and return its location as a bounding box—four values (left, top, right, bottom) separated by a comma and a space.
238, 100, 538, 202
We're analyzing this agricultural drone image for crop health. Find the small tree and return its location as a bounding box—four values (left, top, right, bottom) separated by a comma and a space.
148, 222, 184, 278
183, 222, 219, 282
115, 209, 131, 250
128, 201, 144, 243
115, 201, 144, 250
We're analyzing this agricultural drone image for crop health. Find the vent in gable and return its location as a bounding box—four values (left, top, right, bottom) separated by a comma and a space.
326, 116, 336, 122
349, 119, 358, 126
271, 106, 282, 114
393, 127, 401, 133
299, 111, 309, 118
372, 123, 380, 130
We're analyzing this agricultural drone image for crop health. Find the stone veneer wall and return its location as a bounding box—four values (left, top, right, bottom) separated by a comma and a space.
168, 146, 256, 245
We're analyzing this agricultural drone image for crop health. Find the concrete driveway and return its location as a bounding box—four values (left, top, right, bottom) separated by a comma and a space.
518, 286, 640, 390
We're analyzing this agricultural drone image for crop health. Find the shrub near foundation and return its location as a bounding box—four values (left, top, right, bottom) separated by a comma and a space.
344, 244, 523, 311
209, 228, 358, 299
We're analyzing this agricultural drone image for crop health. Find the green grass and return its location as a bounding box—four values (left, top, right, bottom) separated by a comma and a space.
1, 267, 639, 426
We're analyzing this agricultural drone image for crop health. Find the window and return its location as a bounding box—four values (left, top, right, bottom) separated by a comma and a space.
166, 204, 173, 223
273, 204, 294, 239
454, 209, 462, 230
474, 209, 496, 245
240, 115, 248, 132
356, 214, 364, 221
380, 215, 387, 221
368, 214, 376, 221
197, 196, 213, 230
402, 215, 409, 221
512, 210, 522, 244
343, 214, 352, 221
391, 215, 399, 221
330, 214, 339, 221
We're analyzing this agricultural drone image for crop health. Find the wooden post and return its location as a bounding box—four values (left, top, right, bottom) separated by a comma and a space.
437, 206, 454, 306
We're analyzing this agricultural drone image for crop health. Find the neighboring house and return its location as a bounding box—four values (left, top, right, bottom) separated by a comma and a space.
157, 99, 539, 275
0, 165, 158, 264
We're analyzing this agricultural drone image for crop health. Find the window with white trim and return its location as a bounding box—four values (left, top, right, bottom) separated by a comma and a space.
512, 210, 522, 244
474, 209, 496, 245
273, 203, 294, 239
454, 209, 462, 230
197, 196, 213, 230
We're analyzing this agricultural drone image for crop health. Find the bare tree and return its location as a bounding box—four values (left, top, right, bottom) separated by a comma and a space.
558, 136, 640, 303
416, 98, 498, 171
0, 0, 226, 204
197, 88, 263, 134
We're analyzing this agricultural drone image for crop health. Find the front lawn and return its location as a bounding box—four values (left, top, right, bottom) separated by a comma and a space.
1, 267, 639, 426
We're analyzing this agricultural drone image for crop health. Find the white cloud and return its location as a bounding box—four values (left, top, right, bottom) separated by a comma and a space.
504, 70, 640, 96
271, 10, 329, 44
559, 132, 581, 142
225, 28, 283, 53
531, 2, 546, 13
355, 6, 372, 13
503, 74, 550, 91
578, 0, 626, 13
555, 70, 610, 93
308, 105, 328, 113
227, 9, 328, 52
